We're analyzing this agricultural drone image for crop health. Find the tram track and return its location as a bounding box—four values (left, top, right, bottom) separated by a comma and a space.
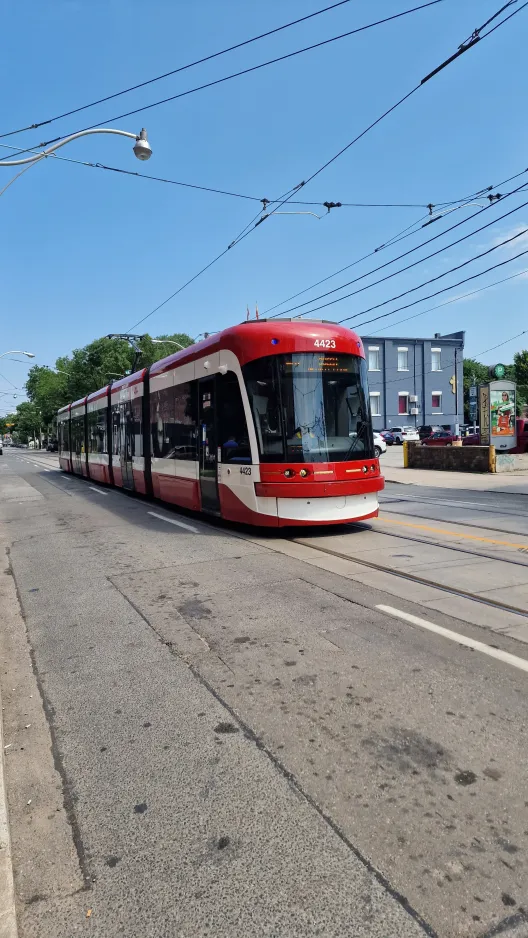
344, 521, 528, 568
287, 536, 528, 620
378, 503, 528, 539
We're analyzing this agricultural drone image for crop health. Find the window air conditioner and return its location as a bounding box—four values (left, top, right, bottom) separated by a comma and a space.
409, 395, 418, 403
410, 407, 419, 415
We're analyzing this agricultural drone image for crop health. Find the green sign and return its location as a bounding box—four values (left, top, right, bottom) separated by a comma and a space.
492, 363, 506, 379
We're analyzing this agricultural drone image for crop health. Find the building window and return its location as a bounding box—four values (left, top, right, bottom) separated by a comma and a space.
397, 347, 409, 371
369, 392, 381, 416
431, 348, 441, 372
432, 392, 442, 410
368, 346, 380, 371
398, 393, 409, 415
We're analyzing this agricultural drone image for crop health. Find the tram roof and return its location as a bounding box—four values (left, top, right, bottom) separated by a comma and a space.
149, 319, 364, 378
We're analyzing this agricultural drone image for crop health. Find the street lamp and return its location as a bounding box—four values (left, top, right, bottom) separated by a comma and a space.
0, 350, 35, 359
0, 128, 152, 167
151, 339, 186, 350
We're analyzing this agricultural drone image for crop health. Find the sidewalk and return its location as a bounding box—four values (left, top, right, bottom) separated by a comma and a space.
383, 463, 528, 493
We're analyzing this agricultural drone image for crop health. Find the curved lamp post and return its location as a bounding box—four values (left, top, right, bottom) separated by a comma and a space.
0, 128, 152, 168
0, 350, 35, 359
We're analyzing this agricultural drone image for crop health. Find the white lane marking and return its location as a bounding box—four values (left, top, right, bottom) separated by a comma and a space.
89, 486, 108, 496
148, 511, 199, 533
376, 605, 528, 675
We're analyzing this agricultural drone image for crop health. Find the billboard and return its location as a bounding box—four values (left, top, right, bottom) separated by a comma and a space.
490, 388, 516, 437
479, 385, 490, 445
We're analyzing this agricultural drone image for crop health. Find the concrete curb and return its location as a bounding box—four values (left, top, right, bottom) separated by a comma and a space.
0, 615, 18, 938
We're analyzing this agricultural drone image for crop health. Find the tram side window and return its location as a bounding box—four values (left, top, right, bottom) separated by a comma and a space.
112, 406, 120, 456
151, 383, 197, 460
217, 373, 251, 463
242, 358, 284, 462
71, 415, 85, 455
59, 420, 70, 454
88, 407, 108, 454
131, 397, 142, 458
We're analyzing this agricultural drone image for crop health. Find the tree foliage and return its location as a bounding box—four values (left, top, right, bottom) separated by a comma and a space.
22, 332, 194, 430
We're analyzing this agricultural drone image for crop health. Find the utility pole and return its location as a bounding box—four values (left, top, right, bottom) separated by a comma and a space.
454, 346, 459, 436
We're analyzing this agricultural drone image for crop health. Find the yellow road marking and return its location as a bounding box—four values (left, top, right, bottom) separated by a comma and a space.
377, 515, 528, 550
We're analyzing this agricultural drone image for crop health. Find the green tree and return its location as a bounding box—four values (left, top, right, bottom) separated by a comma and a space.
0, 413, 17, 436
26, 366, 69, 427
513, 349, 528, 414
138, 333, 195, 367
14, 401, 42, 444
463, 358, 488, 421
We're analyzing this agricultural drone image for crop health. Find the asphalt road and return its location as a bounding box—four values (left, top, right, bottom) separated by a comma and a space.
2, 450, 528, 938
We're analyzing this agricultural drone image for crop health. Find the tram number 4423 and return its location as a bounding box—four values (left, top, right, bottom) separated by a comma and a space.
314, 339, 336, 348
240, 466, 252, 476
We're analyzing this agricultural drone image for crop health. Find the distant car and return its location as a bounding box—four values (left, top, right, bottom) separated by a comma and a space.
379, 430, 395, 446
391, 426, 420, 444
47, 440, 59, 452
0, 442, 3, 455
421, 431, 460, 446
373, 432, 387, 458
418, 424, 443, 440
462, 433, 480, 445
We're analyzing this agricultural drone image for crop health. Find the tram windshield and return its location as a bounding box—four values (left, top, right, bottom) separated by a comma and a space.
243, 352, 374, 463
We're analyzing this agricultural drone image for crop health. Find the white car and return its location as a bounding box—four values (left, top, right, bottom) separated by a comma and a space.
391, 426, 420, 444
373, 432, 387, 458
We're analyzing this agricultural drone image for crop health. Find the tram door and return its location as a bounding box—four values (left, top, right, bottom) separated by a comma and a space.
119, 402, 134, 491
199, 378, 220, 513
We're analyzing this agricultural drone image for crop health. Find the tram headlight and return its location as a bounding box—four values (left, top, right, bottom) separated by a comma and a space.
370, 464, 377, 472
284, 469, 296, 478
299, 468, 310, 477
362, 466, 368, 473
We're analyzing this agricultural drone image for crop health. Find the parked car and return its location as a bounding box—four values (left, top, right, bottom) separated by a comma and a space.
421, 431, 460, 446
373, 432, 387, 458
47, 440, 59, 452
379, 430, 395, 446
0, 441, 3, 455
417, 424, 443, 440
462, 432, 480, 446
390, 426, 420, 444
514, 417, 528, 453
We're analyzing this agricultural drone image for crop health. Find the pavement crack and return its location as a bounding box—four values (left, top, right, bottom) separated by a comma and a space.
7, 546, 93, 891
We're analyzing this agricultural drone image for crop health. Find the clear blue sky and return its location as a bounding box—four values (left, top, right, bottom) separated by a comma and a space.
1, 0, 527, 411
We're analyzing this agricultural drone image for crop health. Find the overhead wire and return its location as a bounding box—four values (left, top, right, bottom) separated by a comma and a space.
8, 2, 447, 157
361, 267, 528, 336
0, 140, 464, 210
343, 239, 528, 330
264, 167, 528, 315
250, 1, 528, 232
0, 0, 357, 140
273, 182, 528, 318
126, 0, 523, 333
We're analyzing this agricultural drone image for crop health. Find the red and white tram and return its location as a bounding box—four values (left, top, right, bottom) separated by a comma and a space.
57, 320, 384, 526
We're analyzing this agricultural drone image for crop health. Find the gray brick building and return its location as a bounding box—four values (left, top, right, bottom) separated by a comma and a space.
361, 331, 464, 431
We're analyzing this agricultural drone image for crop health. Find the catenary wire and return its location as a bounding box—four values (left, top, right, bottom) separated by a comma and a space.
123, 1, 521, 334
9, 2, 447, 157
275, 222, 528, 320
264, 167, 528, 315
277, 185, 528, 317
253, 1, 528, 233
0, 139, 463, 210
343, 241, 528, 331
0, 0, 357, 140
360, 267, 528, 335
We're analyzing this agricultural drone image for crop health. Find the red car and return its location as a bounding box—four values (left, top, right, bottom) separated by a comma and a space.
421, 431, 460, 446
462, 432, 480, 446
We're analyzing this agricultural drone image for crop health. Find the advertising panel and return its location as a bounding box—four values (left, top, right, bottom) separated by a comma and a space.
479, 385, 490, 446
490, 388, 516, 437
